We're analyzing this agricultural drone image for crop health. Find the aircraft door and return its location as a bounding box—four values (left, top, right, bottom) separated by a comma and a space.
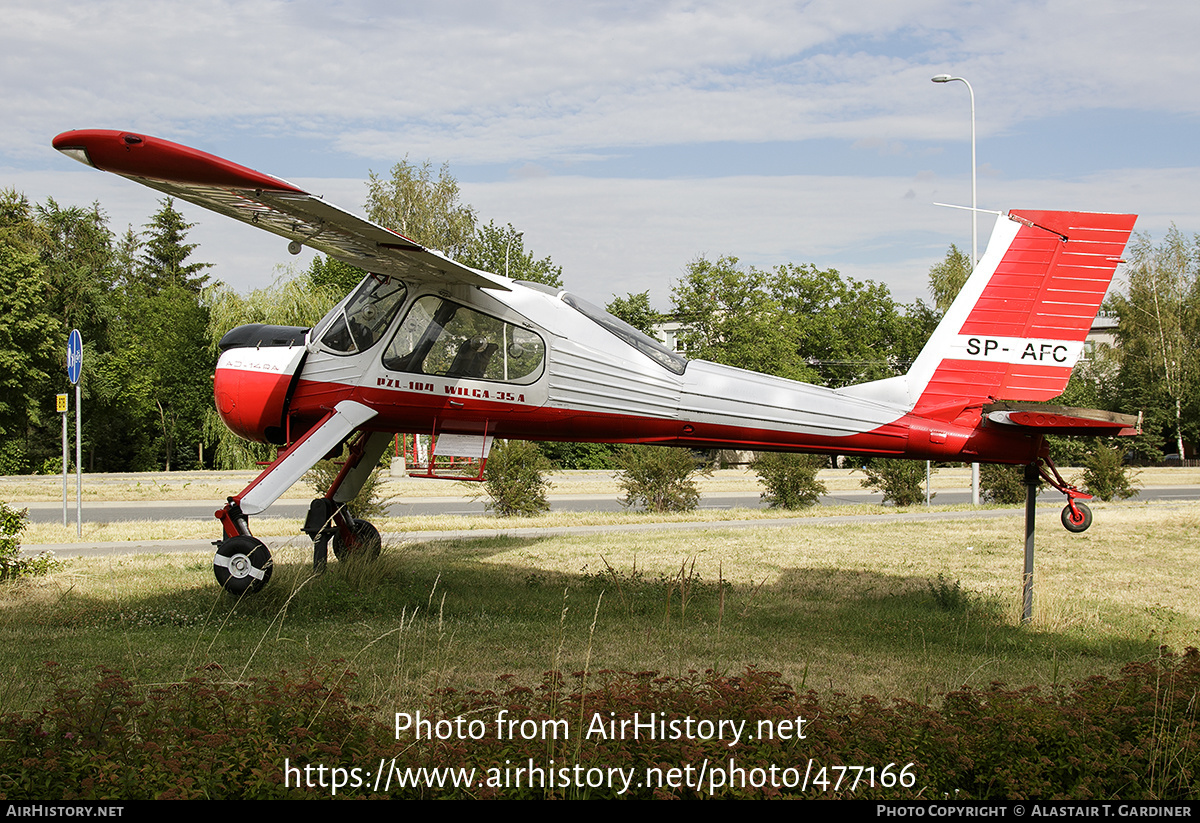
367, 294, 549, 423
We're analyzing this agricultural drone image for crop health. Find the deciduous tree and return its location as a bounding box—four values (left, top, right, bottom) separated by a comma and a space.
605, 291, 661, 338
306, 254, 367, 296
0, 245, 60, 473
462, 221, 563, 287
367, 158, 477, 259
671, 256, 931, 386
1106, 228, 1200, 458
672, 256, 816, 381
928, 243, 971, 313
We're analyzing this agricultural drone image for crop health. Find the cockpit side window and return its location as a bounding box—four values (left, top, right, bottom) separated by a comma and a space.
383, 295, 545, 383
320, 273, 408, 354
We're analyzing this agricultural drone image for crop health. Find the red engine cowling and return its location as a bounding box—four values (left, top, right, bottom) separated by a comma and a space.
214, 340, 307, 444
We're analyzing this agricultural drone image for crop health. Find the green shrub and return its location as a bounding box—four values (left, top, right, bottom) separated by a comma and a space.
979, 463, 1039, 504
0, 501, 61, 581
751, 452, 827, 509
0, 441, 28, 475
304, 446, 389, 519
928, 574, 972, 611
615, 445, 711, 512
37, 456, 65, 475
1081, 442, 1140, 501
536, 441, 618, 469
857, 458, 930, 507
480, 439, 552, 517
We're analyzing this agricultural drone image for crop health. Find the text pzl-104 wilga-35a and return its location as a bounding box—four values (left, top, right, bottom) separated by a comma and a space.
54, 129, 1141, 594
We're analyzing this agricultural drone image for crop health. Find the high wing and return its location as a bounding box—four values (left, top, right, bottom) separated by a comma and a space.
51, 129, 508, 292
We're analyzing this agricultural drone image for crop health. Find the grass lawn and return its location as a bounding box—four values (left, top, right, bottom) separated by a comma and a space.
2, 501, 1196, 715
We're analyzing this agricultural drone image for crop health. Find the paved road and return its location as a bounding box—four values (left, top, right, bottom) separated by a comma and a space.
32, 503, 1168, 559
21, 485, 1198, 525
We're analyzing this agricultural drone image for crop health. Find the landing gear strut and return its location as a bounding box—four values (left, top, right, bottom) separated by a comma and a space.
1035, 455, 1095, 533
210, 419, 392, 594
299, 429, 391, 572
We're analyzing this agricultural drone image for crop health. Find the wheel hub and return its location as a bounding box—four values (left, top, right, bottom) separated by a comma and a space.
229, 554, 251, 577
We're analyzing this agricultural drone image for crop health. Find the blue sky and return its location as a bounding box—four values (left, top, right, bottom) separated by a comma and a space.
4, 0, 1198, 309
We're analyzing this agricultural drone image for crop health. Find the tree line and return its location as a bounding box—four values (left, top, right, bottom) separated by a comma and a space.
1, 190, 213, 474
1, 159, 1194, 475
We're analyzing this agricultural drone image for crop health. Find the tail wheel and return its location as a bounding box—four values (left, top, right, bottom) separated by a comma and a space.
332, 518, 382, 561
1061, 501, 1093, 533
213, 536, 273, 594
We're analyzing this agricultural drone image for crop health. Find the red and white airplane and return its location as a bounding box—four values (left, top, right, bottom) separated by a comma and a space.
53, 129, 1140, 594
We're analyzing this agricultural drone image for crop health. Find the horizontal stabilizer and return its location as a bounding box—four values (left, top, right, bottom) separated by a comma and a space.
984, 402, 1140, 436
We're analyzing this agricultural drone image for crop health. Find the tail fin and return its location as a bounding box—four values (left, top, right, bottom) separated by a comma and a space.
844, 209, 1136, 421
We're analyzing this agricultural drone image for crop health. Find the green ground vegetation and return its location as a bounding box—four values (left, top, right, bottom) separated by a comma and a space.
2, 501, 1198, 798
2, 503, 1196, 715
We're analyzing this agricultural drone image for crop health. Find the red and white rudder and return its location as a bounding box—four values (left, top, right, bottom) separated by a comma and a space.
845, 210, 1136, 423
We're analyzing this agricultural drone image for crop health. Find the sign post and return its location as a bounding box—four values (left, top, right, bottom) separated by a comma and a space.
67, 330, 82, 537
57, 393, 68, 526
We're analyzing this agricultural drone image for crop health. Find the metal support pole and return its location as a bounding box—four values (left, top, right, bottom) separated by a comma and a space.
61, 400, 68, 527
75, 383, 82, 537
1022, 461, 1039, 624
932, 74, 980, 506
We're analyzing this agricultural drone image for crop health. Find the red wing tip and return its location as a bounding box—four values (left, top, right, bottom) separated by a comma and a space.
52, 128, 156, 154
51, 129, 305, 194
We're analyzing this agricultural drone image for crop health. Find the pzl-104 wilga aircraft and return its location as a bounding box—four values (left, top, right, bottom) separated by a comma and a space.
53, 129, 1140, 594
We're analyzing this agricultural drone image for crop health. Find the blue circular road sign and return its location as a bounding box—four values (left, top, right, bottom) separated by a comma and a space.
67, 329, 83, 385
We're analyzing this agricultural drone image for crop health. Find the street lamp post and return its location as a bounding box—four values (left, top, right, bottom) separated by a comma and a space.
932, 73, 980, 505
931, 74, 977, 265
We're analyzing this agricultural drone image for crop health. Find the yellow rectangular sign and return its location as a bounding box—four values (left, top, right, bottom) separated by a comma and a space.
56, 394, 68, 413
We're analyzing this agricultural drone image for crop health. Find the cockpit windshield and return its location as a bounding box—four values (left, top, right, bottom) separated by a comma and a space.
318, 273, 408, 354
561, 292, 687, 375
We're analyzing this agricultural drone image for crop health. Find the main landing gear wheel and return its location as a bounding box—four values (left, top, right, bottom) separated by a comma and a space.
1061, 501, 1093, 534
213, 536, 273, 594
332, 518, 381, 561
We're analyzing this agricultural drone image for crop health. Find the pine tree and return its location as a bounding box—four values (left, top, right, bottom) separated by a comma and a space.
138, 198, 212, 293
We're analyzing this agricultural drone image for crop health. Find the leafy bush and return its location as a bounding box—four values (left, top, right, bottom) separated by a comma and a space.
37, 456, 65, 475
751, 452, 827, 509
480, 439, 552, 517
857, 458, 930, 507
979, 463, 1040, 504
1081, 443, 1140, 501
536, 441, 618, 469
0, 501, 61, 581
615, 445, 711, 512
304, 446, 389, 519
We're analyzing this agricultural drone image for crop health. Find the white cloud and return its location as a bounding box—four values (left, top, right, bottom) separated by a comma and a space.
8, 0, 1199, 165
6, 0, 1198, 317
